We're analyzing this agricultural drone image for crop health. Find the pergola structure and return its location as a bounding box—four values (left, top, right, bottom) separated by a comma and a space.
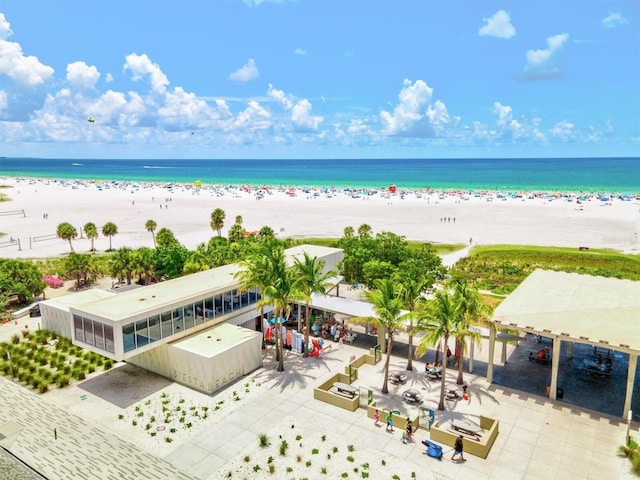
487, 269, 640, 417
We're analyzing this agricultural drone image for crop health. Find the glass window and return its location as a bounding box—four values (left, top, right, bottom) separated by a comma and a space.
135, 319, 150, 347
104, 325, 115, 353
205, 297, 215, 320
73, 315, 84, 343
214, 294, 223, 316
148, 315, 160, 342
173, 307, 184, 332
184, 305, 194, 330
123, 323, 135, 352
161, 311, 172, 337
94, 322, 105, 350
241, 291, 249, 308
84, 318, 95, 345
194, 300, 204, 325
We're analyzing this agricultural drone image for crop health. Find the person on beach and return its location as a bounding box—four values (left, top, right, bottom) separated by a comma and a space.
374, 409, 380, 426
451, 435, 466, 462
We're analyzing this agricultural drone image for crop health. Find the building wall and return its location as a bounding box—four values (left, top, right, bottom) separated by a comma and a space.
40, 304, 72, 339
165, 332, 262, 395
126, 343, 171, 379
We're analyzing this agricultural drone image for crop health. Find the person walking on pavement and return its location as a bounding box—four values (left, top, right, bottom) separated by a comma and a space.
451, 435, 466, 462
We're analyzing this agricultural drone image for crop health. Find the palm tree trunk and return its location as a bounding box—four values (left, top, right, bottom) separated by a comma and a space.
68, 239, 74, 253
456, 338, 465, 385
406, 319, 414, 371
381, 334, 394, 394
277, 318, 285, 372
302, 303, 310, 358
437, 336, 448, 410
260, 306, 265, 350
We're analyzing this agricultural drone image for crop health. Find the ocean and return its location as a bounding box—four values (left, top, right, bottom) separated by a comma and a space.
0, 157, 638, 193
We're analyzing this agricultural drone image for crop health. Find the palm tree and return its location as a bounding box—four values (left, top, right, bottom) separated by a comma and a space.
413, 290, 461, 410
210, 208, 226, 237
235, 215, 243, 225
56, 222, 77, 253
395, 270, 430, 371
257, 246, 302, 372
451, 279, 491, 385
109, 247, 135, 285
292, 252, 337, 358
357, 224, 372, 238
343, 226, 355, 238
83, 222, 98, 252
350, 279, 405, 394
234, 246, 273, 350
102, 222, 118, 251
64, 252, 95, 289
257, 225, 274, 240
228, 223, 246, 243
133, 247, 156, 285
145, 219, 157, 247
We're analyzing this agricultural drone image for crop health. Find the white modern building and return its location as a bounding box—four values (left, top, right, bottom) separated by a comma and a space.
40, 245, 343, 394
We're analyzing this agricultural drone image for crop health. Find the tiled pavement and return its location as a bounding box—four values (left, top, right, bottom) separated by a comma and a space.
0, 337, 637, 480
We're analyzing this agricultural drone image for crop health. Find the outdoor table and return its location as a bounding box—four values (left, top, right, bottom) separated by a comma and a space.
402, 389, 423, 404
333, 382, 357, 397
450, 417, 482, 436
389, 370, 407, 384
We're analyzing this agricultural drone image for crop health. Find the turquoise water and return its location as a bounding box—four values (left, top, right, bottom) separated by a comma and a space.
0, 157, 638, 193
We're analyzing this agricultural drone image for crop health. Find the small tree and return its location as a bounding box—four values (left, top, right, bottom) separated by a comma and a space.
145, 219, 157, 247
56, 222, 78, 253
83, 222, 99, 252
102, 222, 118, 251
210, 208, 226, 237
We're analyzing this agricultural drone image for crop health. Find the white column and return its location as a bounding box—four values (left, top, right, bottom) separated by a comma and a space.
487, 324, 496, 383
567, 341, 573, 359
469, 341, 474, 374
378, 328, 386, 353
624, 353, 638, 417
549, 337, 561, 400
501, 334, 507, 364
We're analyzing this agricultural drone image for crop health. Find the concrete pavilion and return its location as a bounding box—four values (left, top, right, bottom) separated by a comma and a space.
486, 269, 640, 417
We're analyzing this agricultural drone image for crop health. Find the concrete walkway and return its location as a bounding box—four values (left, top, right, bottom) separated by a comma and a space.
0, 338, 636, 480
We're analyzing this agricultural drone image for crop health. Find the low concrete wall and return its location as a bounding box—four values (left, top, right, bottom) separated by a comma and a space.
313, 372, 359, 412
366, 403, 420, 431
429, 415, 499, 459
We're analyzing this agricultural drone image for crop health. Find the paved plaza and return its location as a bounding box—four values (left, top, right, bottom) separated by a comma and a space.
0, 318, 637, 480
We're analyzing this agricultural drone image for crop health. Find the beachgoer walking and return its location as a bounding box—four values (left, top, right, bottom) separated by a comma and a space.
401, 431, 408, 444
386, 413, 394, 432
374, 409, 380, 426
406, 418, 413, 441
451, 435, 466, 462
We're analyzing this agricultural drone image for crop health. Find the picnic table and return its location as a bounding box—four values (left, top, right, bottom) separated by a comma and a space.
333, 382, 357, 397
389, 370, 408, 384
450, 417, 482, 437
402, 389, 423, 405
425, 366, 442, 380
582, 358, 611, 379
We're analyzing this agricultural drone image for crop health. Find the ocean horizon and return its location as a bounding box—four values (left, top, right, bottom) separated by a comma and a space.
1, 157, 639, 193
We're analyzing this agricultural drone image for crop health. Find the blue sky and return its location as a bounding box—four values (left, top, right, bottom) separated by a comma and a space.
0, 0, 638, 159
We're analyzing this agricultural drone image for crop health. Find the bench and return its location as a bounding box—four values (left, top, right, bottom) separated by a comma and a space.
333, 382, 357, 398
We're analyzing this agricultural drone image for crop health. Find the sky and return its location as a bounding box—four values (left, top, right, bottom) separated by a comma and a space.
0, 0, 638, 160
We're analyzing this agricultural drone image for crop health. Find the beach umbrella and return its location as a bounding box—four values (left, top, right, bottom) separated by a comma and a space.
193, 179, 202, 188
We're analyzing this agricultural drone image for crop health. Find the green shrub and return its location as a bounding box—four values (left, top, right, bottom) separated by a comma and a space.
259, 433, 270, 448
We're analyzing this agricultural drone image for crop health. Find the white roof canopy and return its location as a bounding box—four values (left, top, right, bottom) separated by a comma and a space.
492, 269, 640, 354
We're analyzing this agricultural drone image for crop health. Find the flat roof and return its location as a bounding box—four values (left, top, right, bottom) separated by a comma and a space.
309, 294, 377, 318
170, 323, 261, 359
75, 245, 342, 322
41, 289, 115, 312
493, 269, 640, 353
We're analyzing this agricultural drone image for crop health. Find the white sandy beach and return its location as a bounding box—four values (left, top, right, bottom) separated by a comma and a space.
1, 177, 639, 259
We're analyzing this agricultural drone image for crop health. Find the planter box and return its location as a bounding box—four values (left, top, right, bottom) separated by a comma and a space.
429, 415, 499, 459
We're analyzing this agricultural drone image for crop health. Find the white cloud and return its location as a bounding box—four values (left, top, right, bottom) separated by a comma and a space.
228, 58, 259, 83
124, 53, 169, 94
291, 98, 322, 132
0, 90, 7, 111
231, 100, 272, 131
380, 79, 439, 137
550, 120, 576, 140
66, 61, 100, 90
158, 87, 217, 130
602, 12, 628, 29
0, 36, 54, 87
267, 84, 293, 109
105, 73, 114, 83
524, 33, 569, 79
479, 10, 516, 39
0, 13, 12, 40
294, 48, 307, 56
